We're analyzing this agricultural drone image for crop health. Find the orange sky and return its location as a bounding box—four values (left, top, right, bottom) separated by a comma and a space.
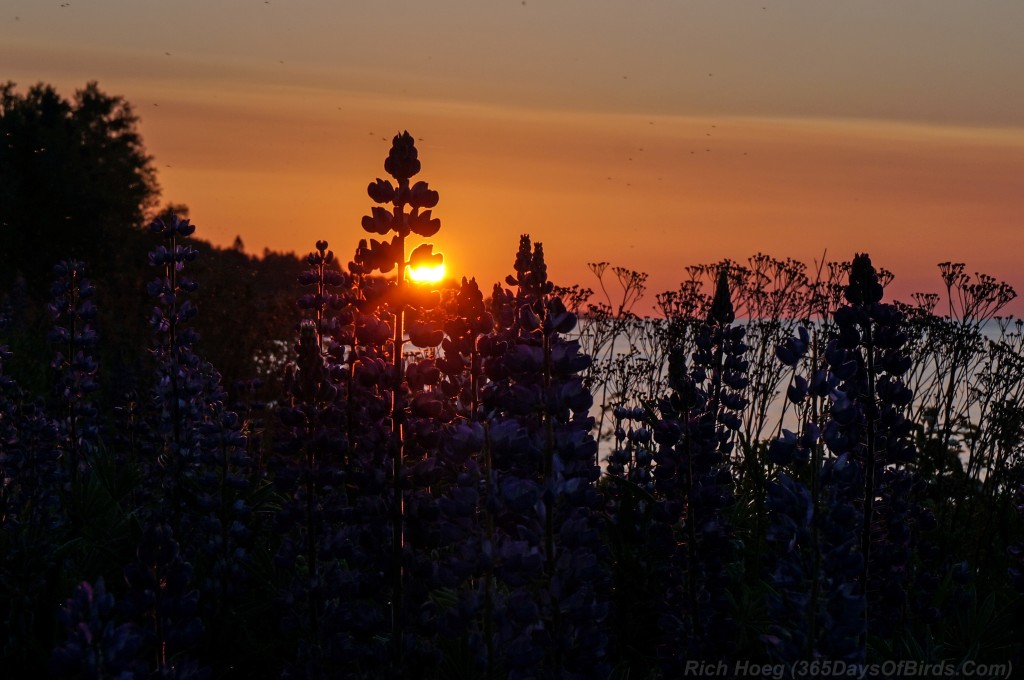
4, 1, 1024, 314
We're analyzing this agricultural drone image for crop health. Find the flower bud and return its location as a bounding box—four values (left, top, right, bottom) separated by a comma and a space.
384, 130, 420, 180
367, 178, 395, 203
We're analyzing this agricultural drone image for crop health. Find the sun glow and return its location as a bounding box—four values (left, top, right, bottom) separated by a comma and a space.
407, 263, 446, 284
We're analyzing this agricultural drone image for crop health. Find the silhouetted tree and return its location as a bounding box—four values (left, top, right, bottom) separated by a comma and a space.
0, 81, 159, 289
0, 83, 309, 397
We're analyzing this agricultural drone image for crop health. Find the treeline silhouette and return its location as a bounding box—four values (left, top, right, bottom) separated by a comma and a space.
1, 81, 307, 401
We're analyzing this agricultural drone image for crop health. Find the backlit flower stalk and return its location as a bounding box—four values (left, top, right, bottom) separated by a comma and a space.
424, 277, 494, 672
479, 236, 608, 678
337, 247, 398, 673
360, 130, 443, 664
400, 293, 474, 670
834, 254, 917, 636
275, 273, 352, 671
147, 215, 259, 676
290, 240, 350, 650
646, 268, 747, 670
146, 213, 204, 523
766, 253, 920, 664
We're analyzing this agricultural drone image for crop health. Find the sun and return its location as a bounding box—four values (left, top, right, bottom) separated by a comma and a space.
407, 263, 446, 284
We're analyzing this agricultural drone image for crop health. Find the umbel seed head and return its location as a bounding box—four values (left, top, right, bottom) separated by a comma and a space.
384, 130, 420, 181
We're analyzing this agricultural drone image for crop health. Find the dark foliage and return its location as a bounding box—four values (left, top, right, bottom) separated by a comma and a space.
0, 81, 158, 290
1, 83, 309, 404
1, 103, 1022, 678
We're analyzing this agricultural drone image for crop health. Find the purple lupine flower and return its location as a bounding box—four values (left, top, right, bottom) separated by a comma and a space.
51, 579, 145, 679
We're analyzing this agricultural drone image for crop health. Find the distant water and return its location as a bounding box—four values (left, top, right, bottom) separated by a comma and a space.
578, 317, 1021, 463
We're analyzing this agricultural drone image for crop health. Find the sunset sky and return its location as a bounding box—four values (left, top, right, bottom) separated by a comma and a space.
4, 0, 1023, 312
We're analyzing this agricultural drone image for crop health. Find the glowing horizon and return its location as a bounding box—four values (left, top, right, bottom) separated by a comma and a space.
3, 0, 1022, 312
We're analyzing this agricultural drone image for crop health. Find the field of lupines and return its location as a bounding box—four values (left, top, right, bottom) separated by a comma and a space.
2, 132, 1023, 679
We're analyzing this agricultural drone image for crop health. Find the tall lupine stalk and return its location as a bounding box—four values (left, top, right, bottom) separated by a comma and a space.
145, 214, 259, 676
398, 289, 469, 670
297, 241, 345, 640
419, 276, 495, 674
656, 268, 746, 667
479, 235, 607, 679
437, 283, 492, 674
767, 316, 865, 666
47, 261, 99, 482
146, 213, 203, 525
401, 276, 493, 663
275, 322, 332, 668
841, 256, 885, 598
359, 130, 443, 668
667, 256, 812, 449
765, 254, 921, 667
277, 241, 397, 675
274, 238, 377, 675
835, 255, 917, 635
